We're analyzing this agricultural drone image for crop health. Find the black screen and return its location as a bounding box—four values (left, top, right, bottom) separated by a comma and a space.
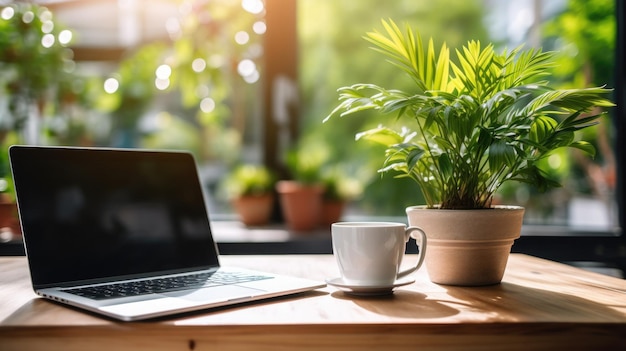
9, 146, 220, 288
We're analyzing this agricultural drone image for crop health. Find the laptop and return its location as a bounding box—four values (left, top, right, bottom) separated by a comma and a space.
9, 145, 325, 321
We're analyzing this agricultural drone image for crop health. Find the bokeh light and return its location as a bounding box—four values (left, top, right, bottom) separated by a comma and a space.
41, 20, 54, 33
155, 64, 172, 79
41, 33, 55, 48
237, 59, 259, 83
22, 10, 34, 23
58, 30, 73, 45
241, 0, 264, 14
200, 97, 216, 113
39, 9, 52, 22
234, 31, 250, 45
192, 58, 207, 72
253, 21, 266, 34
155, 78, 170, 91
1, 6, 15, 20
237, 59, 256, 77
104, 78, 119, 94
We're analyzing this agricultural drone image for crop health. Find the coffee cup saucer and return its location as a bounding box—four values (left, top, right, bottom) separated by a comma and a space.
325, 277, 415, 296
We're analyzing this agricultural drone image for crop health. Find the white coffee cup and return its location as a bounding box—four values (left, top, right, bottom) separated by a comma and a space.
331, 222, 427, 286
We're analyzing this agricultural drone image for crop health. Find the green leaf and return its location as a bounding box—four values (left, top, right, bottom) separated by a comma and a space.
406, 147, 426, 171
548, 130, 575, 149
437, 152, 453, 178
433, 43, 450, 92
569, 140, 596, 157
511, 165, 562, 192
557, 111, 602, 132
355, 127, 403, 146
488, 140, 516, 173
476, 127, 493, 150
433, 136, 454, 150
530, 116, 558, 143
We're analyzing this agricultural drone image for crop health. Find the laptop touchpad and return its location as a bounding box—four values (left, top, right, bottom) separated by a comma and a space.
163, 285, 262, 302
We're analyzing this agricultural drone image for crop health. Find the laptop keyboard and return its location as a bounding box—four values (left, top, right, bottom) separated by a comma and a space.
64, 271, 273, 300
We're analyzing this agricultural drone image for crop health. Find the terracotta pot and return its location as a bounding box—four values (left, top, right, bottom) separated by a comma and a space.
321, 200, 345, 226
406, 205, 524, 286
232, 194, 274, 226
0, 201, 21, 239
276, 181, 323, 232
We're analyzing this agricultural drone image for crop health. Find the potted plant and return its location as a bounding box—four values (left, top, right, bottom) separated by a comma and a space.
0, 137, 20, 241
223, 164, 275, 227
276, 147, 325, 232
324, 19, 614, 286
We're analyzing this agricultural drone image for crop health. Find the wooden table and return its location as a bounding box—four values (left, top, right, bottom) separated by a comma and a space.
1, 254, 625, 351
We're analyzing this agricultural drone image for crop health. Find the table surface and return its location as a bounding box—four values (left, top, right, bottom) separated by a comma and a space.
1, 254, 626, 351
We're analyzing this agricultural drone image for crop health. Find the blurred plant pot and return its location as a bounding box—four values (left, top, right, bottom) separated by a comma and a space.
232, 194, 274, 227
321, 200, 345, 227
276, 180, 323, 232
0, 201, 21, 241
406, 205, 524, 286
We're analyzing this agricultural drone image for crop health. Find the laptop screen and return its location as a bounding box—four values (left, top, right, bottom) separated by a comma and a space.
9, 146, 220, 288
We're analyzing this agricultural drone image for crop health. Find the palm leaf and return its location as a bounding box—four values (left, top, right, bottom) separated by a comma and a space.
569, 141, 596, 157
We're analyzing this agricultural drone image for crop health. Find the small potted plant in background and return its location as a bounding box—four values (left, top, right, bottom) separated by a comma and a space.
223, 164, 276, 227
0, 143, 20, 241
0, 177, 20, 242
325, 19, 614, 286
276, 147, 326, 232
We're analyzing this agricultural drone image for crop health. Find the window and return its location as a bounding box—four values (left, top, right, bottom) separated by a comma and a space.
1, 1, 625, 270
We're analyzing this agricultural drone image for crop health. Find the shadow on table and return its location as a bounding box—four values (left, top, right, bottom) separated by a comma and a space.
331, 290, 460, 319
444, 282, 626, 322
330, 281, 626, 323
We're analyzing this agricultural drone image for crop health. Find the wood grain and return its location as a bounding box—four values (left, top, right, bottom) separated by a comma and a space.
1, 254, 625, 350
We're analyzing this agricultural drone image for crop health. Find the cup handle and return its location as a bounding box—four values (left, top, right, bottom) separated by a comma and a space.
396, 226, 427, 279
